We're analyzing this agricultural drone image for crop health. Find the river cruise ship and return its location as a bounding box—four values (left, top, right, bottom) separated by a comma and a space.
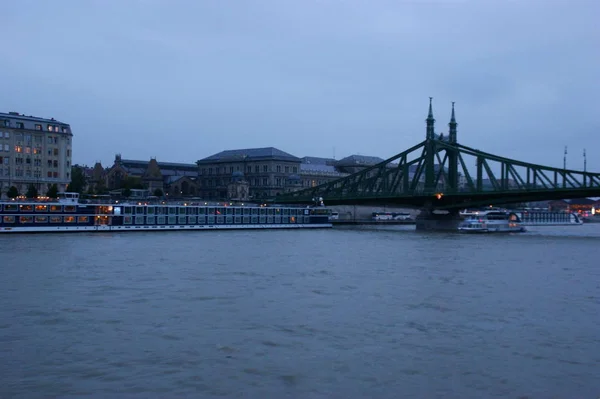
0, 193, 332, 233
458, 210, 526, 233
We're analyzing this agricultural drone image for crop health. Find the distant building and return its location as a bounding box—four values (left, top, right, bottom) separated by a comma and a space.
299, 156, 348, 188
104, 154, 199, 197
0, 111, 73, 198
549, 198, 599, 213
196, 147, 301, 200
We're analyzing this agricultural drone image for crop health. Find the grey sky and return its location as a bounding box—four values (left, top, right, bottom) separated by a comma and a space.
1, 0, 598, 171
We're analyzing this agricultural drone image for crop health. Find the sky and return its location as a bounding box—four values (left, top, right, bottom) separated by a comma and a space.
1, 0, 599, 172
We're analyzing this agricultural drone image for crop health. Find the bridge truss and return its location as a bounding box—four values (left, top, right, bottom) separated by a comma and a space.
274, 100, 600, 209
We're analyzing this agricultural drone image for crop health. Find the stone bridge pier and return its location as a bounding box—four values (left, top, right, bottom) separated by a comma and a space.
415, 208, 462, 231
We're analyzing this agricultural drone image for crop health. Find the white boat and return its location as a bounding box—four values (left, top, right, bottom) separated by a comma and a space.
458, 210, 526, 233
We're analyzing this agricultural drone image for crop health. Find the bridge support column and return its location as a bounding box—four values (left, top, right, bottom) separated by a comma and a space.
415, 209, 462, 231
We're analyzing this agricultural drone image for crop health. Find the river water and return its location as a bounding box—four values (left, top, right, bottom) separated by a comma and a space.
1, 225, 599, 398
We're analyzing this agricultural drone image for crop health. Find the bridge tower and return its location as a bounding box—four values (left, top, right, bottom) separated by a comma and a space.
424, 97, 436, 192
447, 102, 459, 191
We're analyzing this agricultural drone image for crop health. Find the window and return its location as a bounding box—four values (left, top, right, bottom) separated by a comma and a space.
263, 165, 268, 172
35, 124, 42, 130
78, 216, 89, 223
50, 216, 62, 223
3, 216, 15, 223
276, 165, 281, 172
64, 206, 76, 212
50, 205, 62, 212
16, 122, 24, 129
19, 216, 33, 223
35, 216, 48, 223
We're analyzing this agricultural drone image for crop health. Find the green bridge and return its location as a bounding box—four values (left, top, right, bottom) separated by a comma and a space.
273, 98, 600, 212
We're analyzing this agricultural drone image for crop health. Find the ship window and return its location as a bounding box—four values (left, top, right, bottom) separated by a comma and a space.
168, 207, 177, 215
64, 216, 76, 223
123, 207, 132, 215
64, 205, 76, 212
178, 207, 186, 215
198, 207, 206, 215
187, 207, 197, 215
35, 205, 47, 212
188, 216, 197, 224
135, 216, 144, 224
178, 216, 186, 224
290, 216, 296, 223
216, 207, 225, 215
267, 208, 274, 215
226, 207, 234, 215
135, 207, 144, 214
156, 216, 166, 224
283, 209, 289, 215
234, 208, 242, 215
35, 216, 48, 223
3, 216, 15, 223
168, 216, 176, 224
19, 216, 33, 223
146, 207, 155, 215
243, 208, 251, 216
123, 216, 132, 224
50, 216, 62, 223
20, 204, 33, 211
146, 216, 155, 224
4, 204, 17, 212
207, 207, 215, 215
260, 208, 266, 215
77, 216, 89, 223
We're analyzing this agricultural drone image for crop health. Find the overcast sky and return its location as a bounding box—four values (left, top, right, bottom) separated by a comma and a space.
1, 0, 598, 172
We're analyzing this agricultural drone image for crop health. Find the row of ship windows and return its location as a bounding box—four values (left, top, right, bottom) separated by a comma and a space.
1, 215, 309, 225
0, 204, 76, 212
120, 206, 305, 216
3, 215, 88, 224
121, 215, 306, 225
0, 204, 310, 216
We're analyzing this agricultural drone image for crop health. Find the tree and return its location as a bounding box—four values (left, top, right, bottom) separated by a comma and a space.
26, 184, 38, 199
153, 188, 164, 197
7, 186, 19, 199
67, 166, 87, 193
46, 184, 59, 199
95, 180, 108, 195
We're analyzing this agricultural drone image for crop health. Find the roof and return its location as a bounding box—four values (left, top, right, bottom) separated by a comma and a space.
120, 159, 197, 171
198, 147, 300, 163
301, 156, 337, 166
336, 154, 385, 167
0, 111, 71, 132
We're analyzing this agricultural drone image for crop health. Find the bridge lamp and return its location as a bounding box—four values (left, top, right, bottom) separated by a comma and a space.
592, 206, 596, 216
435, 193, 443, 200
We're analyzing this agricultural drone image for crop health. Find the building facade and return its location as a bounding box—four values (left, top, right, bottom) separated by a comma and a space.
197, 147, 302, 200
103, 155, 200, 197
0, 111, 73, 198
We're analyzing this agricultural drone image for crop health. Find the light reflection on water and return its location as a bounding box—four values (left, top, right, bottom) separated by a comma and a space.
0, 225, 599, 398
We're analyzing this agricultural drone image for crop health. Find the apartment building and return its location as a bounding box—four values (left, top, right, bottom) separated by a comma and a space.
0, 111, 73, 198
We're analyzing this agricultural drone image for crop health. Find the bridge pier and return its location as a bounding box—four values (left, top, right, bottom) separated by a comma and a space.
415, 209, 462, 231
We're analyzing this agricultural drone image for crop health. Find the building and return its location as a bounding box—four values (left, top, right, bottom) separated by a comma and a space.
299, 156, 348, 189
0, 111, 73, 198
548, 198, 599, 214
103, 155, 199, 197
197, 147, 302, 200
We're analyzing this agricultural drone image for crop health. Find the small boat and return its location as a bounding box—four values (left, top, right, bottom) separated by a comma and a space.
458, 210, 526, 233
